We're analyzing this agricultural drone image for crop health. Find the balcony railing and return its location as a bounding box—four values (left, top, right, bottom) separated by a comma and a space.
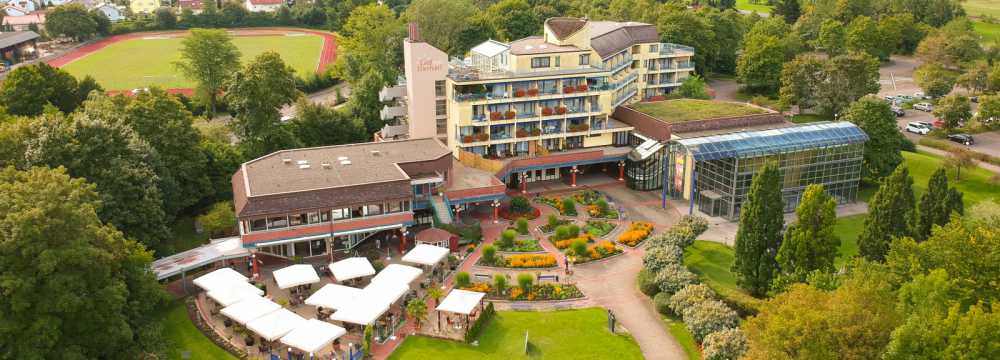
659, 43, 696, 56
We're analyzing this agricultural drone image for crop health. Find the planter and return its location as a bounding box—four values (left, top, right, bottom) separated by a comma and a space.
514, 89, 526, 97
490, 112, 502, 120
504, 111, 516, 119
542, 107, 553, 116
463, 135, 474, 143
563, 87, 575, 94
527, 88, 539, 96
555, 106, 567, 115
576, 84, 588, 92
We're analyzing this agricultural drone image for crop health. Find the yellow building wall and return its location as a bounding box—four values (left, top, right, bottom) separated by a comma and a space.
583, 132, 613, 147
130, 0, 159, 14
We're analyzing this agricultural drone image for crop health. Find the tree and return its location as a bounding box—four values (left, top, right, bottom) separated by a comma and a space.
879, 14, 927, 55
956, 61, 990, 94
779, 54, 824, 111
484, 0, 539, 42
737, 32, 786, 94
155, 7, 177, 29
406, 298, 428, 329
45, 4, 98, 41
932, 94, 972, 130
846, 16, 887, 61
404, 0, 477, 55
23, 100, 170, 249
0, 62, 85, 116
814, 52, 880, 117
678, 74, 709, 99
773, 0, 801, 24
174, 28, 240, 117
124, 88, 210, 214
703, 9, 747, 75
914, 168, 964, 240
916, 19, 983, 69
657, 10, 717, 75
895, 0, 965, 28
733, 161, 783, 296
333, 4, 405, 85
844, 97, 904, 180
776, 184, 839, 281
197, 201, 236, 237
858, 165, 916, 262
945, 148, 975, 181
0, 166, 169, 359
914, 63, 958, 99
90, 10, 110, 36
225, 52, 302, 158
975, 95, 1000, 127
814, 19, 845, 56
75, 75, 104, 105
886, 302, 1000, 359
290, 99, 366, 147
427, 286, 444, 307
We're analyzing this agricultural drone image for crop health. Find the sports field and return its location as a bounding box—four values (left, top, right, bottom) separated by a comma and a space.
59, 32, 327, 90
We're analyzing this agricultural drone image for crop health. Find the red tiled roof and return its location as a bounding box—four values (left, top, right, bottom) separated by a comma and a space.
248, 0, 283, 5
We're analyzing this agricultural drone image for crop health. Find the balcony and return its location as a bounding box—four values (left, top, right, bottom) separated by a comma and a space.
380, 104, 406, 121
379, 83, 407, 102
659, 43, 696, 56
613, 87, 638, 108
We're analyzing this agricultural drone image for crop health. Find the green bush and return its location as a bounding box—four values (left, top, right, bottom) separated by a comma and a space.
554, 225, 571, 240
455, 272, 471, 288
567, 224, 581, 238
547, 214, 559, 229
653, 292, 672, 315
482, 245, 496, 264
677, 215, 709, 236
562, 198, 577, 216
668, 283, 716, 316
517, 273, 534, 292
464, 302, 495, 343
703, 328, 749, 360
596, 198, 610, 214
681, 300, 740, 342
642, 245, 684, 273
637, 268, 661, 296
493, 274, 508, 293
515, 218, 529, 235
656, 263, 698, 295
500, 229, 516, 249
571, 239, 588, 258
510, 196, 532, 213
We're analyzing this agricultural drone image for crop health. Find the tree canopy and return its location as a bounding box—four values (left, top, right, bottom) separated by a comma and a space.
174, 28, 241, 117
225, 52, 302, 158
733, 161, 784, 297
859, 165, 916, 262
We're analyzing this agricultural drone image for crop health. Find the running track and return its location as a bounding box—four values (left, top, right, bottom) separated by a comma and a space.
46, 27, 337, 95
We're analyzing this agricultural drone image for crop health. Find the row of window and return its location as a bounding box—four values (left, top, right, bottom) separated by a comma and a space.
246, 201, 412, 232
530, 54, 591, 69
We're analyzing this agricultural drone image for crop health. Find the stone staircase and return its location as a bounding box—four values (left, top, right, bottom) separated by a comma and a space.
431, 195, 452, 224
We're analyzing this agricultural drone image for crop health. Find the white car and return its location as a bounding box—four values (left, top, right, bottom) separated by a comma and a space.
914, 102, 933, 112
905, 122, 931, 135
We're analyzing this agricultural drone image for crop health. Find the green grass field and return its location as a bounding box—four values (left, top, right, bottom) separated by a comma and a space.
630, 99, 767, 123
388, 308, 643, 360
736, 0, 772, 13
964, 0, 1000, 18
61, 34, 324, 90
157, 300, 237, 360
684, 240, 764, 312
661, 314, 700, 360
974, 21, 1000, 44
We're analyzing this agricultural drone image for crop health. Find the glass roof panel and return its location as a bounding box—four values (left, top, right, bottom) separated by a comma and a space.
675, 122, 868, 161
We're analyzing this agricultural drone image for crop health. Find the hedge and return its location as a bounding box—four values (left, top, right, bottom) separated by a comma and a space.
464, 302, 495, 343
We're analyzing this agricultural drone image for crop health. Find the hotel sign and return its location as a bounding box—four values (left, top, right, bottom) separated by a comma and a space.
416, 58, 443, 72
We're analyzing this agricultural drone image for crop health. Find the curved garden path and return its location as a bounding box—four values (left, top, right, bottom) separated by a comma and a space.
463, 184, 689, 360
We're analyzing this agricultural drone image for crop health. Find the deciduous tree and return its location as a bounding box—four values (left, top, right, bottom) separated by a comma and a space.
858, 165, 915, 262
814, 19, 845, 56
404, 0, 477, 55
225, 51, 302, 158
773, 0, 801, 24
0, 63, 85, 116
914, 62, 958, 99
45, 4, 98, 41
484, 0, 540, 42
733, 161, 783, 296
174, 28, 240, 117
932, 94, 972, 129
916, 19, 983, 69
844, 97, 904, 180
291, 98, 366, 147
846, 16, 887, 60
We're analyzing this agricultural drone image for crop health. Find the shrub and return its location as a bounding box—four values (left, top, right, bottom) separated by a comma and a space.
656, 263, 698, 295
554, 225, 570, 240
464, 302, 495, 343
547, 214, 559, 229
515, 218, 529, 235
649, 227, 696, 249
500, 230, 516, 249
681, 300, 740, 342
618, 222, 654, 246
571, 239, 589, 257
493, 274, 508, 293
455, 272, 471, 288
668, 284, 716, 316
677, 215, 709, 236
703, 328, 749, 360
595, 198, 610, 214
653, 292, 672, 315
510, 196, 532, 213
643, 245, 684, 273
567, 224, 581, 238
638, 268, 660, 296
482, 245, 496, 264
517, 273, 534, 292
562, 198, 577, 216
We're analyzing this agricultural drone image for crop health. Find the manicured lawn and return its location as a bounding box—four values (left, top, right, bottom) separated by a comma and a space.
974, 21, 1000, 44
661, 314, 700, 360
387, 308, 643, 360
736, 0, 772, 13
157, 300, 237, 360
834, 214, 865, 266
964, 0, 1000, 17
630, 99, 767, 123
62, 34, 324, 90
683, 240, 762, 310
789, 114, 832, 124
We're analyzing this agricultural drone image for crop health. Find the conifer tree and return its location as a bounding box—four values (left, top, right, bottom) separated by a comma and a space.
733, 161, 784, 297
915, 168, 964, 239
776, 184, 839, 280
858, 165, 915, 261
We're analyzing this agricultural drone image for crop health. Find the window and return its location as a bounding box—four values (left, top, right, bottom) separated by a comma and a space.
332, 208, 349, 220
289, 213, 307, 226
531, 57, 550, 68
267, 215, 288, 229
555, 57, 560, 67
435, 99, 446, 116
365, 203, 383, 216
388, 201, 403, 213
632, 45, 640, 54
310, 239, 327, 256
579, 54, 590, 65
435, 80, 445, 97
250, 218, 267, 232
649, 44, 658, 53
350, 205, 365, 218
307, 212, 321, 224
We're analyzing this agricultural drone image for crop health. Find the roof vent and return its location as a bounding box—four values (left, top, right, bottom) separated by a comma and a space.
282, 158, 291, 164
370, 150, 381, 157
321, 162, 332, 169
340, 160, 352, 165
298, 164, 311, 169
296, 160, 309, 165
337, 156, 349, 161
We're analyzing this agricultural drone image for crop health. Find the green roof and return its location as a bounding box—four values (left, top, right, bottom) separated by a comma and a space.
628, 99, 768, 123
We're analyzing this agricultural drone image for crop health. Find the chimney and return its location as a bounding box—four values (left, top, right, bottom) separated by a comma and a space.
408, 22, 422, 43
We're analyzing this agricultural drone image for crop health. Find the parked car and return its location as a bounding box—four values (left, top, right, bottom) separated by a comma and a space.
914, 92, 932, 100
890, 105, 905, 117
905, 122, 931, 135
948, 134, 974, 146
896, 94, 914, 102
914, 102, 933, 112
884, 95, 896, 102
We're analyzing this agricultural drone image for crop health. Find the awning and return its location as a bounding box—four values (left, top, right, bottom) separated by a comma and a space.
193, 267, 249, 292
280, 319, 347, 354
436, 289, 486, 315
152, 237, 249, 280
361, 280, 410, 303
273, 264, 320, 289
370, 264, 423, 286
304, 284, 363, 311
221, 296, 281, 325
206, 281, 264, 306
329, 300, 391, 326
329, 257, 376, 282
402, 244, 450, 266
247, 308, 306, 341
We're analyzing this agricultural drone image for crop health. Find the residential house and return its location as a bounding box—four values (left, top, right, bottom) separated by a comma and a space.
2, 12, 45, 31
244, 0, 282, 12
129, 0, 159, 14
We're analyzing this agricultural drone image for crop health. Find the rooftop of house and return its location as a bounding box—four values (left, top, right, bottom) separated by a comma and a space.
627, 99, 770, 124
509, 36, 581, 55
247, 0, 283, 5
240, 138, 451, 197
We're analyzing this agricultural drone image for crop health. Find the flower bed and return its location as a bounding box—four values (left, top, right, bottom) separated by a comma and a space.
571, 240, 623, 264
496, 238, 544, 252
460, 282, 584, 301
478, 253, 558, 268
571, 190, 603, 205
539, 214, 573, 233
499, 206, 541, 220
617, 222, 655, 247
584, 220, 617, 238
552, 234, 593, 249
